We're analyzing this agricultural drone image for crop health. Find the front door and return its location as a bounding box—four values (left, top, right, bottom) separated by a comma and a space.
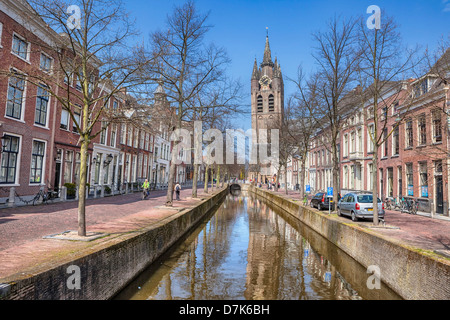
435, 175, 444, 214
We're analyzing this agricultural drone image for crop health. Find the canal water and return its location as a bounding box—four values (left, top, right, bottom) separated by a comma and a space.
114, 191, 401, 300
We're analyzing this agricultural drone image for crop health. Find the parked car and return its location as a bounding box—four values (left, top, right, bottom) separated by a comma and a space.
337, 192, 384, 221
310, 192, 335, 210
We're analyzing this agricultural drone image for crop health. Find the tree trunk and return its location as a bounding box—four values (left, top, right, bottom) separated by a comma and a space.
204, 164, 209, 193
77, 137, 89, 236
299, 157, 306, 201
372, 144, 379, 226
166, 160, 176, 206
332, 141, 340, 211
284, 166, 288, 195
192, 163, 199, 198
216, 165, 220, 188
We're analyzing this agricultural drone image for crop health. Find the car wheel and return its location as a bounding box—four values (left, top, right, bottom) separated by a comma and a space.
310, 201, 314, 208
337, 207, 342, 216
351, 211, 358, 222
318, 203, 322, 210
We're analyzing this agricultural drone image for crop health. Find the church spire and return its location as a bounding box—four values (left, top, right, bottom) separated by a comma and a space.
251, 58, 259, 80
261, 33, 273, 67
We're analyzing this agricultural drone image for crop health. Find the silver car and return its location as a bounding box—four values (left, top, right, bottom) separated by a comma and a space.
337, 192, 385, 221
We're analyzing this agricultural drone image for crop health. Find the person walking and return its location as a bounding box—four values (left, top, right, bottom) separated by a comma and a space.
175, 182, 181, 200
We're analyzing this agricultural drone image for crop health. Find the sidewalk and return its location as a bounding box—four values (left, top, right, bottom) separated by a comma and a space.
259, 187, 450, 257
0, 185, 223, 280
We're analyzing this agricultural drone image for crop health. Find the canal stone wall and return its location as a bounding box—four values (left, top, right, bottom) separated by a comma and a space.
0, 188, 228, 300
244, 184, 450, 300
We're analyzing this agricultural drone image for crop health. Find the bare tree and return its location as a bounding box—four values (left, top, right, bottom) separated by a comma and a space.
356, 14, 422, 225
310, 15, 360, 206
1, 0, 152, 236
287, 67, 320, 200
149, 0, 230, 206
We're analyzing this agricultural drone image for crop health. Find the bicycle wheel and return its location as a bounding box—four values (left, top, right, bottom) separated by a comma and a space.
32, 193, 41, 206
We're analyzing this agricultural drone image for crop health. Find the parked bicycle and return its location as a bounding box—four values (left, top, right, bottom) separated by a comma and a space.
385, 197, 402, 211
400, 197, 418, 215
32, 188, 58, 206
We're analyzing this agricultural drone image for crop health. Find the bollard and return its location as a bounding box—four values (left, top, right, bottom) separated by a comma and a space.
75, 186, 79, 200
60, 186, 67, 202
100, 185, 105, 198
7, 187, 15, 207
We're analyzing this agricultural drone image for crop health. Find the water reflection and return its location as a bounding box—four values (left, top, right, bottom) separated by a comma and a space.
114, 192, 401, 300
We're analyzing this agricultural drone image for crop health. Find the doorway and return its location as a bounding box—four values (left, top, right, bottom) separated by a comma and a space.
435, 175, 444, 214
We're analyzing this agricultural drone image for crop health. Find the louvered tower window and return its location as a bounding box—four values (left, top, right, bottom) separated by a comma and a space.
268, 94, 274, 112
257, 95, 263, 112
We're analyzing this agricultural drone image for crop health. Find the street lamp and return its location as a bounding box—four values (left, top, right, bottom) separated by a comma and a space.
0, 134, 9, 153
103, 153, 113, 167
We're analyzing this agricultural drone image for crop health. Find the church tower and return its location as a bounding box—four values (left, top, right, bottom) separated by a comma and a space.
250, 33, 284, 183
251, 34, 284, 134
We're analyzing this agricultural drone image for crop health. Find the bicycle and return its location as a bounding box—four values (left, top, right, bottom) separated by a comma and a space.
384, 198, 392, 210
141, 188, 150, 200
400, 198, 418, 215
32, 188, 58, 206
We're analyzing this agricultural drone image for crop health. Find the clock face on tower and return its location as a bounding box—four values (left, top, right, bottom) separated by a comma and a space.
259, 75, 271, 88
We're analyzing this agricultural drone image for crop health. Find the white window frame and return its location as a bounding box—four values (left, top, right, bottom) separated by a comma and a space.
11, 32, 30, 63
29, 139, 47, 185
0, 133, 22, 186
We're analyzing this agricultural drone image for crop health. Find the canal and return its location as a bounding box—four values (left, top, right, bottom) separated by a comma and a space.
114, 191, 401, 300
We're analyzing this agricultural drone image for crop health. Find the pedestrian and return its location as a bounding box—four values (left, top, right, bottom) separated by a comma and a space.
175, 182, 181, 200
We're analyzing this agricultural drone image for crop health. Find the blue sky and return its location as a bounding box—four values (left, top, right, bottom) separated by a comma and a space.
124, 0, 450, 129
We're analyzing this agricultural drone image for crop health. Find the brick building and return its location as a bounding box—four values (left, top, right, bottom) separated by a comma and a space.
305, 55, 450, 217
0, 0, 162, 204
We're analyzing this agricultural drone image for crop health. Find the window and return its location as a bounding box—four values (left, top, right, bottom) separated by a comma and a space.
94, 153, 101, 184
74, 153, 81, 185
419, 162, 428, 198
127, 126, 132, 146
60, 108, 69, 130
343, 134, 348, 157
432, 111, 442, 143
0, 135, 20, 184
40, 53, 52, 72
387, 168, 393, 197
405, 119, 413, 148
367, 124, 374, 152
12, 34, 29, 60
133, 129, 138, 148
418, 115, 426, 145
100, 121, 107, 145
110, 124, 117, 147
30, 140, 45, 184
35, 85, 49, 126
406, 163, 413, 196
73, 106, 81, 133
64, 60, 74, 86
64, 150, 73, 184
120, 124, 126, 144
139, 130, 144, 149
257, 95, 263, 113
0, 22, 3, 47
6, 72, 26, 120
393, 126, 399, 155
268, 94, 274, 112
368, 163, 374, 190
383, 128, 388, 157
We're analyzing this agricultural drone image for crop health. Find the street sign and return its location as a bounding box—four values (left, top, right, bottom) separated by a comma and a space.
306, 185, 310, 193
327, 187, 333, 197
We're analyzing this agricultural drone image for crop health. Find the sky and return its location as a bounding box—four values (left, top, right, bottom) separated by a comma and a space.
123, 0, 450, 130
